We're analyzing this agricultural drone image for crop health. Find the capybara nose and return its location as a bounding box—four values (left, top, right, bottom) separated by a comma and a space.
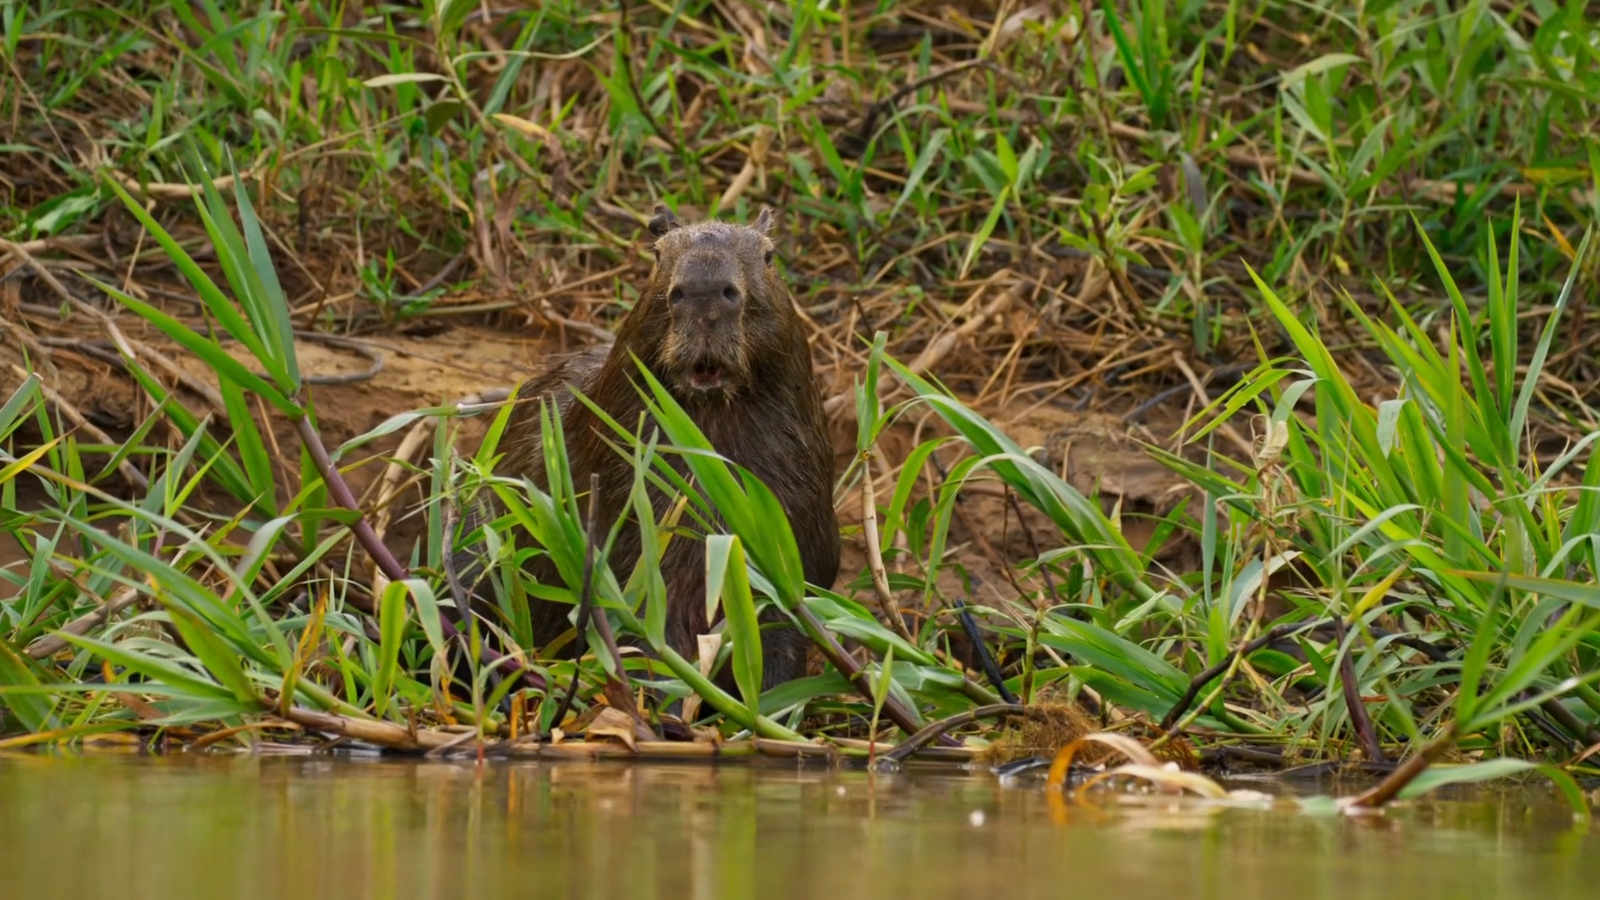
668, 277, 742, 320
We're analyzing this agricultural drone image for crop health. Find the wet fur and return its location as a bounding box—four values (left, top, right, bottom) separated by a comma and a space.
456, 206, 838, 690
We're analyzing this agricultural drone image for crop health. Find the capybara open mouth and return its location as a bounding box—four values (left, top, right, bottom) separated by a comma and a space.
688, 359, 726, 391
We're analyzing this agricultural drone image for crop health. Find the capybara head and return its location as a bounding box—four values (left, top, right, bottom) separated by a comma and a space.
640, 204, 795, 401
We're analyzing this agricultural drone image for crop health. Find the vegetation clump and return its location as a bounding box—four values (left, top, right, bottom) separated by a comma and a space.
1, 1, 1598, 805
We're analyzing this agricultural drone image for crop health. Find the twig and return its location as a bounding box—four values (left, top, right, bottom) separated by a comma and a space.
282, 704, 459, 752
1004, 489, 1061, 608
1087, 211, 1149, 329
292, 330, 386, 385
825, 282, 1014, 416
618, 0, 683, 158
108, 169, 248, 200
128, 339, 228, 415
440, 507, 483, 650
792, 600, 946, 743
369, 416, 436, 585
1533, 692, 1600, 747
404, 248, 469, 302
857, 58, 994, 148
715, 127, 771, 214
1, 319, 60, 381
26, 585, 141, 659
0, 234, 99, 257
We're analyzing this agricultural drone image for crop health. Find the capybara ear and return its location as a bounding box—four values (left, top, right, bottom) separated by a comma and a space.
753, 206, 774, 236
648, 204, 681, 238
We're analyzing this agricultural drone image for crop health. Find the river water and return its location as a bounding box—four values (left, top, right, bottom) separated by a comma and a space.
0, 754, 1593, 899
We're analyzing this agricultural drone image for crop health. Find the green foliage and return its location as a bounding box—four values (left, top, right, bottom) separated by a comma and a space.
2, 0, 1598, 792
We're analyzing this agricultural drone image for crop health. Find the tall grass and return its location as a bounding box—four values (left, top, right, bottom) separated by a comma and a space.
2, 1, 1599, 788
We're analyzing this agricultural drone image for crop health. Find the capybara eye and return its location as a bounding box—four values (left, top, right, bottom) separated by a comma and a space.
764, 249, 774, 265
723, 286, 741, 304
668, 286, 685, 303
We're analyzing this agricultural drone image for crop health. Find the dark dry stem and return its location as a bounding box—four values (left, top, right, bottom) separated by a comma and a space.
1335, 617, 1385, 763
880, 703, 1033, 763
293, 414, 546, 693
1006, 489, 1062, 609
952, 596, 1016, 703
1534, 693, 1600, 747
1159, 617, 1330, 731
791, 602, 951, 744
439, 508, 478, 648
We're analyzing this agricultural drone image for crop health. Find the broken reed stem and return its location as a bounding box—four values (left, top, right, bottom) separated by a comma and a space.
860, 450, 913, 642
479, 738, 835, 761
26, 584, 142, 659
284, 705, 459, 751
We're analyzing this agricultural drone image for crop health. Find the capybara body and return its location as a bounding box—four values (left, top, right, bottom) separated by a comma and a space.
458, 206, 839, 689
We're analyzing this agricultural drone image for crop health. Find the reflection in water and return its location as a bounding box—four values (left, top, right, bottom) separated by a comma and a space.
0, 754, 1593, 900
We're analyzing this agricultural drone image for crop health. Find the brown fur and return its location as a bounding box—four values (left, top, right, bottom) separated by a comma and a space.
458, 205, 839, 689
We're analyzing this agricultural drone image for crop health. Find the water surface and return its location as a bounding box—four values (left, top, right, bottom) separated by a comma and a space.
0, 754, 1592, 899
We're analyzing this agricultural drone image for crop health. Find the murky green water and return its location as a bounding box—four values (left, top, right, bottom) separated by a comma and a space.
0, 754, 1593, 900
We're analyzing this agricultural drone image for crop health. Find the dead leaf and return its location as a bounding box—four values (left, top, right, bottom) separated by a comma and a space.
582, 707, 642, 751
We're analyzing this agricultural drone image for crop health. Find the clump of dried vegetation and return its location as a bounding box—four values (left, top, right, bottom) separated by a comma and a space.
2, 0, 1598, 809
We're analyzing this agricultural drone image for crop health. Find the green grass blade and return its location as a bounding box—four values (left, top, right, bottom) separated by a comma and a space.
91, 278, 299, 415
217, 375, 277, 514
958, 185, 1008, 280
888, 128, 949, 221
1396, 758, 1590, 822
0, 638, 58, 732
100, 175, 274, 367
0, 373, 42, 437
56, 632, 235, 703
372, 579, 408, 717
190, 154, 291, 390
711, 534, 763, 721
227, 153, 300, 390
1511, 226, 1592, 442
162, 604, 260, 706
